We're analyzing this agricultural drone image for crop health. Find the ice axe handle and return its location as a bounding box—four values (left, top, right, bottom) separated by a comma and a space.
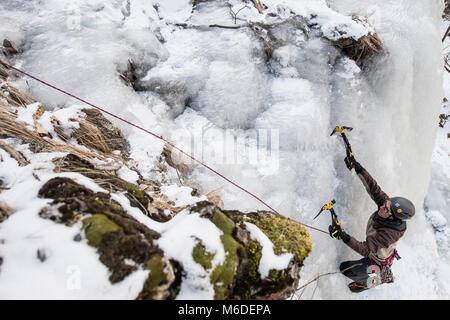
330, 208, 340, 226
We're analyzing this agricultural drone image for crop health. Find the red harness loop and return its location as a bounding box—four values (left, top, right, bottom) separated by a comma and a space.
376, 249, 401, 266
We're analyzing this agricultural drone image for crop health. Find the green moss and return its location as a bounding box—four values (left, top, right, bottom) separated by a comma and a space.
248, 238, 263, 279
82, 214, 121, 247
231, 238, 264, 300
266, 269, 289, 292
121, 181, 146, 200
141, 254, 167, 298
233, 213, 312, 299
248, 214, 311, 265
192, 242, 214, 270
208, 211, 242, 300
211, 210, 233, 235
108, 201, 124, 212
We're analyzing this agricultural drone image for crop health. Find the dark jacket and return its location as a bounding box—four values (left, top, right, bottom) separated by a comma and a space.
345, 167, 406, 264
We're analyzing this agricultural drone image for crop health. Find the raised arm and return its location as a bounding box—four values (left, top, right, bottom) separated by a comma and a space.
354, 163, 389, 207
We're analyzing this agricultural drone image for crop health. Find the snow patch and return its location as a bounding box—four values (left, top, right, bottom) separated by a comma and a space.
244, 222, 293, 278
158, 211, 226, 299
161, 185, 208, 207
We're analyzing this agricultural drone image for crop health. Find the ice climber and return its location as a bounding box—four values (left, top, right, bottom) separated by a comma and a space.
328, 159, 415, 293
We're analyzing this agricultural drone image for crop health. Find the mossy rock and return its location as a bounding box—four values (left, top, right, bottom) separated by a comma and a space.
38, 177, 127, 226
229, 211, 311, 300
192, 241, 214, 270
189, 205, 242, 300
138, 254, 177, 300
144, 254, 167, 290
86, 211, 161, 283
82, 214, 121, 247
233, 236, 294, 299
247, 212, 312, 265
232, 238, 263, 299
38, 177, 162, 284
38, 177, 93, 199
190, 203, 311, 300
189, 203, 245, 299
38, 178, 311, 299
52, 154, 169, 221
120, 180, 148, 209
209, 210, 242, 300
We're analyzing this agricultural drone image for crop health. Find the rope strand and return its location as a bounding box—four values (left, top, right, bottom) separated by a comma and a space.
0, 59, 328, 234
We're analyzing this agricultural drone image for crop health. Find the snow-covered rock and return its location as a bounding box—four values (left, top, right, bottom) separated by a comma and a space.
0, 81, 311, 299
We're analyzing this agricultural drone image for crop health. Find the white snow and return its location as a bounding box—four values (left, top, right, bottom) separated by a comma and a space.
0, 144, 149, 299
0, 208, 149, 299
157, 0, 193, 23
161, 185, 208, 207
157, 210, 226, 299
14, 103, 41, 129
117, 165, 139, 185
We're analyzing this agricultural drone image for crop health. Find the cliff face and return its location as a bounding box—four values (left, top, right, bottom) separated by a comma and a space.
0, 65, 311, 299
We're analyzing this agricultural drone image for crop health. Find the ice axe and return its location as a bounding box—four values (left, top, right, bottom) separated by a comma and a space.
314, 199, 341, 227
330, 126, 355, 170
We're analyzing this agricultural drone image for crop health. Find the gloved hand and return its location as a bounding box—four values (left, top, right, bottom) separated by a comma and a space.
345, 156, 363, 174
329, 223, 350, 243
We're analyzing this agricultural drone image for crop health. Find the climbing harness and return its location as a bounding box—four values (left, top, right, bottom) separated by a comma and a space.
368, 249, 401, 286
379, 249, 401, 266
330, 126, 355, 170
0, 58, 329, 234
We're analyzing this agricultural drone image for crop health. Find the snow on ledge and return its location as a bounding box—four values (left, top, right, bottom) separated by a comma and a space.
244, 222, 293, 279
161, 185, 208, 207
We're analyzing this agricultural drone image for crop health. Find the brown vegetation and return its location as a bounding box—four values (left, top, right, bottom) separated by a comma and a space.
332, 16, 383, 63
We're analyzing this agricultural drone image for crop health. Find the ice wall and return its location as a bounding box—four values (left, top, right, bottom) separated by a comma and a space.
321, 0, 446, 299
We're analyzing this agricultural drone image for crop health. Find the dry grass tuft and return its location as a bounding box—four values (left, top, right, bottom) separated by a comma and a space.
74, 109, 129, 157
0, 64, 9, 81
0, 104, 126, 167
0, 141, 29, 166
332, 16, 383, 63
334, 33, 383, 63
74, 119, 112, 154
206, 190, 224, 209
0, 83, 35, 107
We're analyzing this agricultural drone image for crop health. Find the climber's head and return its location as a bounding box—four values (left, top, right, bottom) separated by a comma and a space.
389, 197, 415, 220
378, 197, 415, 220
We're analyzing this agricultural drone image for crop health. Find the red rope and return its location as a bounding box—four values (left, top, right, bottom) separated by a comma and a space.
0, 59, 328, 235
